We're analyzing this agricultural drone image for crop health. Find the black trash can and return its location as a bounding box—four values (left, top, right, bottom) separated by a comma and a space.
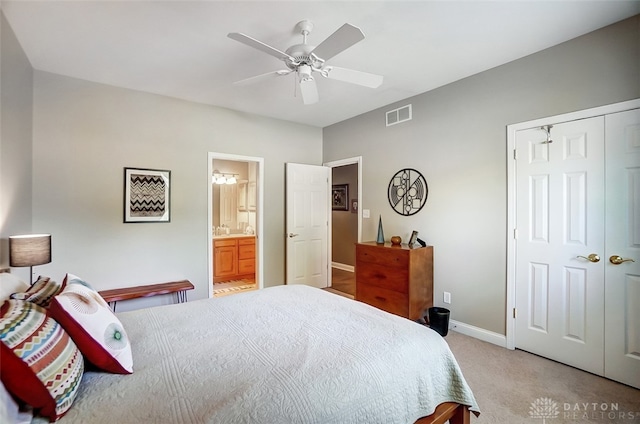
428, 307, 450, 337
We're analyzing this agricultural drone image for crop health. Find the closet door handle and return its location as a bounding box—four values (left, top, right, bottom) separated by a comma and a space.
288, 233, 299, 238
577, 254, 600, 263
609, 255, 635, 265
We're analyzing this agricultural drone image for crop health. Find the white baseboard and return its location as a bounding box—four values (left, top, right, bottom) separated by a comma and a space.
449, 319, 507, 348
331, 262, 354, 272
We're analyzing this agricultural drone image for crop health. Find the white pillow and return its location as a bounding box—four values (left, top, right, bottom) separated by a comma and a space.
0, 273, 28, 301
49, 274, 133, 374
0, 380, 32, 424
0, 379, 18, 424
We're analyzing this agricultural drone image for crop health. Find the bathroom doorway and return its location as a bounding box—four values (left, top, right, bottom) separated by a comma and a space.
207, 152, 264, 298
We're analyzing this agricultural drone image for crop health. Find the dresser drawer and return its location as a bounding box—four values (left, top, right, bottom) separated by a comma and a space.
356, 262, 408, 293
356, 284, 408, 318
238, 258, 255, 274
356, 245, 409, 268
238, 244, 255, 260
214, 239, 236, 248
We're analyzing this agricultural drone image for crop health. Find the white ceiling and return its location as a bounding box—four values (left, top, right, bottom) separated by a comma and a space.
3, 1, 639, 128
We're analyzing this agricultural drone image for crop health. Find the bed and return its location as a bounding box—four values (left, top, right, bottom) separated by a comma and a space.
3, 276, 479, 423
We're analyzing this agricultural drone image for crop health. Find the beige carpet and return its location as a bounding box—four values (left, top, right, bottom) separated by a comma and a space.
444, 330, 640, 423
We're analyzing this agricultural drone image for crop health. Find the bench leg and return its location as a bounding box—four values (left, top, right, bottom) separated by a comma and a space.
176, 290, 188, 303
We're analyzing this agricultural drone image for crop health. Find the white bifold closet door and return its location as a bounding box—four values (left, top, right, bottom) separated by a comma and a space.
604, 108, 640, 389
514, 108, 640, 389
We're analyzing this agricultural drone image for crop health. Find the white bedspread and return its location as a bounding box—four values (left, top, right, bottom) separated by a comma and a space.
54, 285, 478, 423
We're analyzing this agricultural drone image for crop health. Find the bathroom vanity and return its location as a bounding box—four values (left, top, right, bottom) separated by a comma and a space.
213, 235, 256, 283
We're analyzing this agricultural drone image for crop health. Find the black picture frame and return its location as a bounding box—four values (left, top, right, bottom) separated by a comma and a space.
332, 184, 349, 211
124, 167, 171, 223
409, 230, 419, 246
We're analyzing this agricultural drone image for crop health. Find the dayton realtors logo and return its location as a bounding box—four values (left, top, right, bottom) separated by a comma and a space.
529, 397, 560, 423
529, 397, 640, 422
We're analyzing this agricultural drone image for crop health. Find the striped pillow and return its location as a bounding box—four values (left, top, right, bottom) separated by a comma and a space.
10, 276, 65, 308
0, 299, 84, 422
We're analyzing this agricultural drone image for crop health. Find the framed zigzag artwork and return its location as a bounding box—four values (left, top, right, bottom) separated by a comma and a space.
123, 167, 171, 223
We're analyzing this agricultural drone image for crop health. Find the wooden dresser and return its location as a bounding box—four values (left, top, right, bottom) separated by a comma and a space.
355, 242, 433, 320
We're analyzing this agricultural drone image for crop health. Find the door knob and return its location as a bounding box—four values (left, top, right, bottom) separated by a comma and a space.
288, 233, 299, 238
577, 254, 600, 263
609, 255, 635, 265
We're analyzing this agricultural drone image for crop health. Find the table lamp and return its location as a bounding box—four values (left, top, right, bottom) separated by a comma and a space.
9, 234, 51, 284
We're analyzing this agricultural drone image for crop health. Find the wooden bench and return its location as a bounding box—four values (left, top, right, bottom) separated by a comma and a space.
98, 279, 194, 312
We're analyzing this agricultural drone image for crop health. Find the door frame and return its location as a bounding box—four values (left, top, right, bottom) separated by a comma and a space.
506, 98, 640, 350
324, 156, 363, 284
208, 152, 264, 298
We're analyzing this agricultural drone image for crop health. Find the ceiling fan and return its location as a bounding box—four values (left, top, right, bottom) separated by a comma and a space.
227, 20, 383, 105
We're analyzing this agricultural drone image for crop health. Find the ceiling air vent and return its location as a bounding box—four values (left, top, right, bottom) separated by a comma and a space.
386, 104, 412, 127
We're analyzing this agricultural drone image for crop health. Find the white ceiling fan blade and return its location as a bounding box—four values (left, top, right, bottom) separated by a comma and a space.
233, 70, 292, 86
299, 77, 319, 105
310, 23, 365, 62
322, 66, 383, 88
228, 32, 295, 62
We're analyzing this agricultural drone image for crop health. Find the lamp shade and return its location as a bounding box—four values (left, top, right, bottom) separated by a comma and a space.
9, 234, 52, 267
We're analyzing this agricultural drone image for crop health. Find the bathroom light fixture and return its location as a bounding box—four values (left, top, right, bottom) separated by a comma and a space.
212, 170, 239, 185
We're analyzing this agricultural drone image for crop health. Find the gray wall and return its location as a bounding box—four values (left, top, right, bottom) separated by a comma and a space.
323, 15, 640, 335
331, 164, 358, 267
3, 10, 638, 331
0, 12, 34, 282
27, 71, 321, 309
0, 10, 323, 304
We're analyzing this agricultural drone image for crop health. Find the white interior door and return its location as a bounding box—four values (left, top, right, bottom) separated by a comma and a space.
285, 163, 329, 288
515, 117, 605, 375
604, 108, 640, 388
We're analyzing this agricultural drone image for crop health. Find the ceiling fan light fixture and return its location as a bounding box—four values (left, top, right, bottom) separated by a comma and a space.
228, 21, 383, 104
298, 64, 313, 81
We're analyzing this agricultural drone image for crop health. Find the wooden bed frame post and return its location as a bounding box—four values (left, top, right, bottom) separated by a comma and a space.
414, 403, 471, 424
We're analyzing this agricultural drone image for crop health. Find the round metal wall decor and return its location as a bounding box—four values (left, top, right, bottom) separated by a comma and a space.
387, 168, 428, 216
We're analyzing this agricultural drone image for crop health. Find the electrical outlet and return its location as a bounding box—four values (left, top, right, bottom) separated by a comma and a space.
443, 292, 451, 304
362, 209, 370, 218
